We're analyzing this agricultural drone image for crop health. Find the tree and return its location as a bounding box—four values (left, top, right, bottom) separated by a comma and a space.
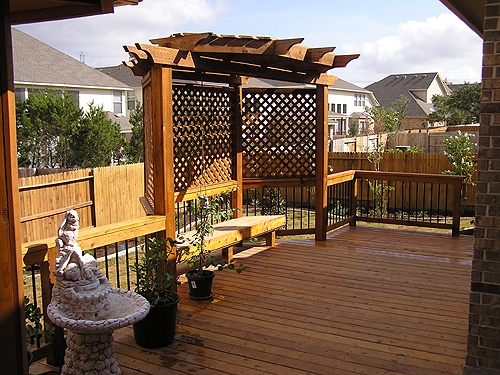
16, 89, 81, 168
348, 119, 359, 137
69, 102, 124, 168
443, 131, 477, 185
363, 95, 409, 170
429, 82, 480, 125
365, 95, 409, 138
124, 103, 144, 163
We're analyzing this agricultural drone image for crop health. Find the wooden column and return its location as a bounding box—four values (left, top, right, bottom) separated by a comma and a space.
232, 80, 243, 218
149, 65, 177, 280
0, 1, 28, 373
315, 84, 328, 241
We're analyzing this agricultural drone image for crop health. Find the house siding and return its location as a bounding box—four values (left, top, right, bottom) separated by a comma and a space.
465, 1, 500, 374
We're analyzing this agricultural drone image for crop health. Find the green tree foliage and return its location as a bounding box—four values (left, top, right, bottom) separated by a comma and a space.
443, 131, 477, 185
365, 95, 409, 138
124, 103, 144, 163
16, 90, 124, 168
363, 95, 409, 170
69, 102, 124, 168
348, 119, 359, 137
16, 89, 81, 168
429, 82, 480, 125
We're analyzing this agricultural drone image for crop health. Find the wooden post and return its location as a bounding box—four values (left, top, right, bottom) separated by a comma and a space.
452, 178, 462, 237
350, 177, 358, 227
232, 80, 243, 218
149, 65, 177, 284
0, 2, 28, 373
315, 85, 328, 241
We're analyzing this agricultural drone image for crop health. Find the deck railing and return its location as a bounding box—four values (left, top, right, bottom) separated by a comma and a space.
354, 170, 463, 235
242, 170, 463, 237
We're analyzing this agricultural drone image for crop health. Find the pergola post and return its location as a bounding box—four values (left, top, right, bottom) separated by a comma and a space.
232, 81, 243, 218
148, 65, 177, 281
0, 1, 28, 373
315, 84, 329, 241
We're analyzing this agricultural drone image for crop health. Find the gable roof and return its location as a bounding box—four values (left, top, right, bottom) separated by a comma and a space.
12, 28, 130, 90
98, 64, 143, 88
365, 72, 443, 117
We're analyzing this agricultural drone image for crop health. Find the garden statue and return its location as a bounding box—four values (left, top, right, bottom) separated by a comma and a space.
47, 210, 150, 375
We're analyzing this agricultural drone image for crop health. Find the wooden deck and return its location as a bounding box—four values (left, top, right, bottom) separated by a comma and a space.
31, 226, 474, 375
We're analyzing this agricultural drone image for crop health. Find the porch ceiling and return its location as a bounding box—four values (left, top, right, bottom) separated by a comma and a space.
9, 0, 141, 25
124, 33, 360, 85
439, 0, 485, 37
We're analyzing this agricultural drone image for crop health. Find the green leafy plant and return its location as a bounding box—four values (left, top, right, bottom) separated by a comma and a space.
261, 187, 286, 215
443, 131, 477, 185
24, 296, 54, 346
180, 193, 246, 276
132, 237, 179, 306
367, 180, 395, 218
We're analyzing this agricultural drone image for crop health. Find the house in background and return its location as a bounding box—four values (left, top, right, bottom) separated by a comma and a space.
12, 28, 133, 131
365, 72, 450, 130
327, 77, 378, 137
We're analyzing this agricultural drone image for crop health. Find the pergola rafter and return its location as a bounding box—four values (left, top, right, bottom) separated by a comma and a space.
124, 32, 359, 85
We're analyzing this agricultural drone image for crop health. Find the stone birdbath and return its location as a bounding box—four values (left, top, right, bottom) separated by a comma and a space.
47, 210, 150, 375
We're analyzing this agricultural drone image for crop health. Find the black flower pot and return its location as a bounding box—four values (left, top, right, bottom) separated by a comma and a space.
133, 292, 180, 348
185, 270, 215, 300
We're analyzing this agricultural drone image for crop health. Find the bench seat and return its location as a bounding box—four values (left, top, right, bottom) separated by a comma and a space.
178, 215, 286, 261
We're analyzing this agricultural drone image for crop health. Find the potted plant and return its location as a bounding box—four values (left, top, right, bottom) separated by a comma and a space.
180, 193, 246, 300
131, 237, 180, 348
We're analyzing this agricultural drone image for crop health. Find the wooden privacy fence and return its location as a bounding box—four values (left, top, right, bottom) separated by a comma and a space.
19, 163, 145, 243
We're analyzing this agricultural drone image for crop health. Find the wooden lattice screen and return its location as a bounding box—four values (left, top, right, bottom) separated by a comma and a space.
242, 89, 317, 178
143, 81, 155, 209
173, 85, 234, 191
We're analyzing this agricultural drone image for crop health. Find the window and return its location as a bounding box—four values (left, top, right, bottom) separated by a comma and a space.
15, 88, 26, 102
127, 91, 136, 112
65, 90, 80, 107
113, 91, 123, 114
361, 94, 365, 107
354, 94, 358, 106
343, 104, 347, 114
337, 104, 341, 113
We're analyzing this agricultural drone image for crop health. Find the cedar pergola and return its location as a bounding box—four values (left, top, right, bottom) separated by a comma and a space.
123, 32, 359, 245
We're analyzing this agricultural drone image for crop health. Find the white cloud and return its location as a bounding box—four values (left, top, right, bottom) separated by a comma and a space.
339, 13, 482, 86
17, 0, 228, 67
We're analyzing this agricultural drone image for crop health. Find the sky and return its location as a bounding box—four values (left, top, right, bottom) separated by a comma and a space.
15, 0, 483, 87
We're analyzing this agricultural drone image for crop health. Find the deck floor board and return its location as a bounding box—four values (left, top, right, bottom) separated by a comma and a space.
30, 226, 474, 375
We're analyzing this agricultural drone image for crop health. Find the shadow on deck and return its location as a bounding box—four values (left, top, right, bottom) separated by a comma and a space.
32, 226, 474, 375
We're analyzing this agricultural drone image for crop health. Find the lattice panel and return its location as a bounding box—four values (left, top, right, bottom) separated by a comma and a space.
242, 89, 317, 178
143, 83, 155, 210
173, 86, 234, 191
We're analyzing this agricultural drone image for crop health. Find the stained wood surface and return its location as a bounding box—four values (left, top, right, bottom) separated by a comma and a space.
179, 215, 286, 252
31, 226, 473, 375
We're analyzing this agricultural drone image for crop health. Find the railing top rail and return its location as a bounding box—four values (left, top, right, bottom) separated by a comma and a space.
242, 177, 316, 188
327, 170, 356, 186
353, 170, 464, 185
175, 180, 238, 203
21, 215, 167, 265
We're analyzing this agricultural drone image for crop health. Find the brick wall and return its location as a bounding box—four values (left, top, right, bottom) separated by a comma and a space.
464, 1, 500, 374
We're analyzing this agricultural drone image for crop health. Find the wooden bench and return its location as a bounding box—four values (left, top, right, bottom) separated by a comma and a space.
178, 215, 286, 262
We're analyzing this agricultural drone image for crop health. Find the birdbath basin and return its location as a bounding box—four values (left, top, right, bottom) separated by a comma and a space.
47, 210, 150, 375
